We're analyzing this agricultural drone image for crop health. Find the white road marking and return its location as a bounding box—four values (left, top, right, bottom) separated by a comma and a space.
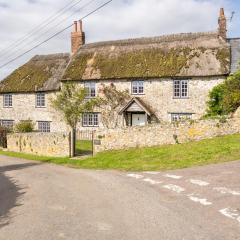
164, 174, 182, 179
213, 187, 240, 196
127, 174, 144, 179
163, 184, 185, 193
187, 194, 212, 206
189, 179, 210, 186
145, 171, 159, 175
219, 208, 240, 223
143, 178, 162, 185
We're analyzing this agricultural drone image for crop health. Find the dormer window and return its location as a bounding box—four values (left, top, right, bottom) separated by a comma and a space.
132, 81, 144, 95
36, 93, 45, 108
84, 82, 96, 98
3, 94, 12, 108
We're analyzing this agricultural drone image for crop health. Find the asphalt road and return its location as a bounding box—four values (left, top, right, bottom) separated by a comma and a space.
0, 155, 239, 240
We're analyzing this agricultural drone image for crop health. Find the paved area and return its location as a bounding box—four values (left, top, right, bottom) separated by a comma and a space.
0, 155, 239, 240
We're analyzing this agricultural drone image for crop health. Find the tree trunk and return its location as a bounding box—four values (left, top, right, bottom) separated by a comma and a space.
70, 127, 76, 157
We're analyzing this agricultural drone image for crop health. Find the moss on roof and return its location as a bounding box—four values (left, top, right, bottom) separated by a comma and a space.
0, 53, 70, 93
63, 46, 230, 81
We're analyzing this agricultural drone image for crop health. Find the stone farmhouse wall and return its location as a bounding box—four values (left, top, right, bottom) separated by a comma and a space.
0, 76, 226, 132
73, 76, 225, 128
0, 91, 69, 132
7, 132, 70, 157
93, 117, 240, 153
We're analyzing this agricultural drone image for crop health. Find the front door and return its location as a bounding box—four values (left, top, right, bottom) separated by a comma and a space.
132, 114, 146, 126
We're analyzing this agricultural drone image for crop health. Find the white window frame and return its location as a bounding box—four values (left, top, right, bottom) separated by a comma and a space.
173, 80, 189, 98
38, 121, 51, 132
0, 120, 14, 129
3, 94, 13, 108
82, 113, 99, 127
132, 80, 144, 95
84, 82, 96, 98
171, 113, 192, 122
36, 93, 46, 108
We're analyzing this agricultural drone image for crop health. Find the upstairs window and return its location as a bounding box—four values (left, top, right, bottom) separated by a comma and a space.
36, 93, 45, 108
3, 94, 12, 107
173, 80, 189, 98
82, 113, 99, 127
171, 113, 192, 122
84, 82, 96, 98
0, 120, 14, 129
132, 81, 144, 95
38, 121, 50, 132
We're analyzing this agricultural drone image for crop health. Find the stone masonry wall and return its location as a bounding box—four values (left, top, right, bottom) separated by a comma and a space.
73, 76, 225, 129
0, 92, 69, 132
7, 132, 70, 157
94, 118, 240, 153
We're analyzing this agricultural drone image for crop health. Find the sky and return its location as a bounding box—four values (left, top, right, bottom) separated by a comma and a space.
0, 0, 239, 80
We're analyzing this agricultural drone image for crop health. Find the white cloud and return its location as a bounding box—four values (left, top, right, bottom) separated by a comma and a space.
0, 0, 237, 80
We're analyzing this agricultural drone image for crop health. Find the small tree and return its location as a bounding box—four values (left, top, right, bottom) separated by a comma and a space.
51, 84, 97, 156
96, 83, 130, 128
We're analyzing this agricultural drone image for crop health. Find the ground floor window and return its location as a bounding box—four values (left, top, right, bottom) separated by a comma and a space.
0, 120, 14, 129
171, 113, 192, 122
82, 113, 99, 127
38, 121, 51, 132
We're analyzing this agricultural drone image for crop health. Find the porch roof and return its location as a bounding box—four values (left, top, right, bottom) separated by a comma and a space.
119, 97, 154, 116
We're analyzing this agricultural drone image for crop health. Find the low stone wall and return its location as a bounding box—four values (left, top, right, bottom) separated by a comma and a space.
94, 118, 240, 153
7, 132, 70, 157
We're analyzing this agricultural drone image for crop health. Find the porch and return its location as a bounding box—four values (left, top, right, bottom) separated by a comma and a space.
119, 97, 155, 127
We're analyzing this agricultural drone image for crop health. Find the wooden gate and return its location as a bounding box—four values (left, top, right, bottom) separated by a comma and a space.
0, 128, 7, 148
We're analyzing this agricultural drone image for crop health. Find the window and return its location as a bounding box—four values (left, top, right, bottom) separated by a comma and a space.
3, 94, 12, 107
0, 120, 14, 129
171, 113, 192, 122
38, 121, 51, 132
173, 80, 189, 98
83, 113, 99, 127
132, 81, 144, 95
84, 82, 96, 98
36, 93, 45, 108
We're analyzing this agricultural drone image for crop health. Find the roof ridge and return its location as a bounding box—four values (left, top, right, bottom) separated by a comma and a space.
31, 53, 70, 61
81, 31, 218, 50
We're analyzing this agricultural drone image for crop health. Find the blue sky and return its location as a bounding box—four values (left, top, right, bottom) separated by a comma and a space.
0, 0, 239, 80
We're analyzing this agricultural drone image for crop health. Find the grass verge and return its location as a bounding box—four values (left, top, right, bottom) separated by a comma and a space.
0, 134, 240, 171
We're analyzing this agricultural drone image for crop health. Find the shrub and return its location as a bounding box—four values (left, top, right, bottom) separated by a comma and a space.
207, 70, 240, 116
14, 120, 34, 133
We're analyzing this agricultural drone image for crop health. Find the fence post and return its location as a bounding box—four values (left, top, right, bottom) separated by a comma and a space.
92, 131, 95, 156
69, 128, 76, 157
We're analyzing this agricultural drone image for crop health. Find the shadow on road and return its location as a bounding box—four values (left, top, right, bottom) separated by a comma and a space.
0, 162, 41, 229
0, 162, 41, 173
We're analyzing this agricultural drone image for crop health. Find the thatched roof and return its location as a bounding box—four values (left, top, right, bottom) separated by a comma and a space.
63, 32, 230, 81
0, 53, 70, 93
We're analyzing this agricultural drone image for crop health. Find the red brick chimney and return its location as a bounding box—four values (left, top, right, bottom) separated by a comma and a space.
218, 8, 227, 39
71, 20, 85, 54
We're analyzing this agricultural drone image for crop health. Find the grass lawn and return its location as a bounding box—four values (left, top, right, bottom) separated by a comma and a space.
0, 134, 240, 171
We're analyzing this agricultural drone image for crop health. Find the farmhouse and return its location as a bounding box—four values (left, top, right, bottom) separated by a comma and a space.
0, 8, 239, 132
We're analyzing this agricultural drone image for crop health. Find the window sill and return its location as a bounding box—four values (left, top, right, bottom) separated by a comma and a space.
172, 97, 190, 99
131, 93, 145, 96
35, 106, 46, 108
82, 125, 99, 127
3, 106, 13, 108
